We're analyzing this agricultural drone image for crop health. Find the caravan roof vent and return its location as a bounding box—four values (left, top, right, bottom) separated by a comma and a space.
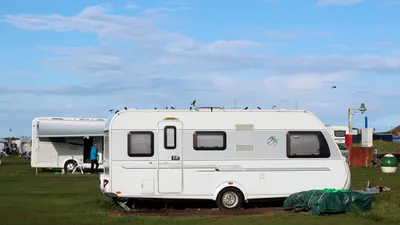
195, 106, 225, 112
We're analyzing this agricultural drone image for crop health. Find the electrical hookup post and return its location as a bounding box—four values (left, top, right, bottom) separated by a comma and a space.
347, 103, 367, 167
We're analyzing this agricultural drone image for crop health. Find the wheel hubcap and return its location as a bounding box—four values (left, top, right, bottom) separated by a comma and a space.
66, 163, 74, 171
222, 191, 239, 208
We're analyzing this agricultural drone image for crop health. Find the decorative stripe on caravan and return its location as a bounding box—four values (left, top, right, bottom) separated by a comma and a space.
120, 165, 331, 172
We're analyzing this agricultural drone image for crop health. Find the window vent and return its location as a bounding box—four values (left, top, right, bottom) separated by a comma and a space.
235, 144, 254, 151
235, 124, 254, 131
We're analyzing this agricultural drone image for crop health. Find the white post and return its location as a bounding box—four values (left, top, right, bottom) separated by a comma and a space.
348, 108, 354, 167
36, 146, 38, 175
348, 108, 353, 136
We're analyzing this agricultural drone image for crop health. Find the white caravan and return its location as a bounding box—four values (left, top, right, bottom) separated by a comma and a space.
326, 125, 358, 144
100, 108, 351, 210
20, 137, 32, 154
31, 117, 106, 173
0, 139, 10, 155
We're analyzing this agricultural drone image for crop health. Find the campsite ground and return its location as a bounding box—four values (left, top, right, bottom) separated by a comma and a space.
0, 156, 399, 225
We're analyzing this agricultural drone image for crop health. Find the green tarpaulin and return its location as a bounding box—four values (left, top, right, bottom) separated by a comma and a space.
283, 188, 372, 216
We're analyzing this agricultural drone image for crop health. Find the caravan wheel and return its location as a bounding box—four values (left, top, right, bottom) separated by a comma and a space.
64, 160, 76, 173
216, 187, 244, 210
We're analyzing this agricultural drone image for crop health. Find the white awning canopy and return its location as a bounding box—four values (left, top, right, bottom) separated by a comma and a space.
37, 120, 106, 137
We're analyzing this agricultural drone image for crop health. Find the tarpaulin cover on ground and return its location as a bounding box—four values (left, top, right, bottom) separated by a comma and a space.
283, 188, 372, 216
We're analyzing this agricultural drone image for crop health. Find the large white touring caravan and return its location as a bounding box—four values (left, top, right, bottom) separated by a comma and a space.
31, 117, 106, 173
100, 108, 351, 210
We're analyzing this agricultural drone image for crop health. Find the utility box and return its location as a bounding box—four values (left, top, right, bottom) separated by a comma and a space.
360, 128, 373, 147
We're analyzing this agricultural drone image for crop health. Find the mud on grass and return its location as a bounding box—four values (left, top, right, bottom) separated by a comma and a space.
105, 198, 287, 218
108, 207, 287, 218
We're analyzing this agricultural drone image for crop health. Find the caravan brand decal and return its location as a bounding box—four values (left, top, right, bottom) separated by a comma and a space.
267, 136, 278, 146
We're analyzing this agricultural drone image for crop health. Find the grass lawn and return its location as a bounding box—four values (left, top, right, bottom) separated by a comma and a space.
370, 140, 400, 154
1, 156, 400, 225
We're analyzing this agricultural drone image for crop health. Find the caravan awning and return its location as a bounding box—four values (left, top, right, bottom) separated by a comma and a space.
37, 120, 106, 137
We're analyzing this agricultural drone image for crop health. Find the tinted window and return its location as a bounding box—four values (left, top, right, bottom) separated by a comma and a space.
164, 126, 176, 149
287, 131, 331, 158
334, 130, 346, 137
127, 131, 154, 157
193, 131, 226, 151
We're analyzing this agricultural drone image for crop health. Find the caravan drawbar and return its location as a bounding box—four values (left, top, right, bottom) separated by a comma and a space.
100, 108, 351, 210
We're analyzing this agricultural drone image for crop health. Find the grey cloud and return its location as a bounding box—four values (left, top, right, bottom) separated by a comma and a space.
269, 54, 400, 74
2, 5, 188, 45
4, 4, 400, 77
0, 75, 217, 97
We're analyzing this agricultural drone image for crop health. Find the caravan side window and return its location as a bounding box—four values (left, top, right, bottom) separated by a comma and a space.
127, 131, 154, 157
286, 131, 330, 158
193, 131, 226, 151
164, 126, 176, 149
334, 130, 346, 137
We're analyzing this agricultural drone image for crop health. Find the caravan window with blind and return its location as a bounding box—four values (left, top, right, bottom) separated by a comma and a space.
193, 131, 226, 151
127, 131, 154, 157
286, 131, 330, 158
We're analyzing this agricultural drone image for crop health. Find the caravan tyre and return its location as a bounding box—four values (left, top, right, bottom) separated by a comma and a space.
216, 187, 244, 210
64, 160, 75, 173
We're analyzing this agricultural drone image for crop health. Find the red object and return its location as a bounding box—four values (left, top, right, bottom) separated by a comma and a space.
349, 147, 372, 168
103, 179, 109, 188
345, 134, 352, 147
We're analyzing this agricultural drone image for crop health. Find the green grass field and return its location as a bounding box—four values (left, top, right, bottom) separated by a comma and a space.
1, 156, 399, 225
370, 140, 400, 154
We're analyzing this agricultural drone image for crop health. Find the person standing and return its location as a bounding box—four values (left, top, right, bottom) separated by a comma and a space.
90, 143, 99, 174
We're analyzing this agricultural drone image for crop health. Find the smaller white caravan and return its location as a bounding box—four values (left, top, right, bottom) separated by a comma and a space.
31, 117, 106, 173
100, 108, 351, 210
20, 137, 32, 154
0, 138, 10, 153
326, 126, 358, 144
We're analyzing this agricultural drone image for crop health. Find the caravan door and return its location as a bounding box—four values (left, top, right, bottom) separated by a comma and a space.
157, 118, 183, 193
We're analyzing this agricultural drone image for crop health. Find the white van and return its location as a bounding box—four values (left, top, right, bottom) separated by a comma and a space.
100, 108, 351, 210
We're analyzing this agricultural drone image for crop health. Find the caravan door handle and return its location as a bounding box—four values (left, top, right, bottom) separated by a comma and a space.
171, 155, 180, 160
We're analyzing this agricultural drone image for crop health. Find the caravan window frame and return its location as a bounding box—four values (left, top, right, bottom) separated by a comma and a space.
164, 126, 177, 149
286, 131, 331, 158
334, 130, 346, 137
127, 131, 154, 157
193, 131, 227, 151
